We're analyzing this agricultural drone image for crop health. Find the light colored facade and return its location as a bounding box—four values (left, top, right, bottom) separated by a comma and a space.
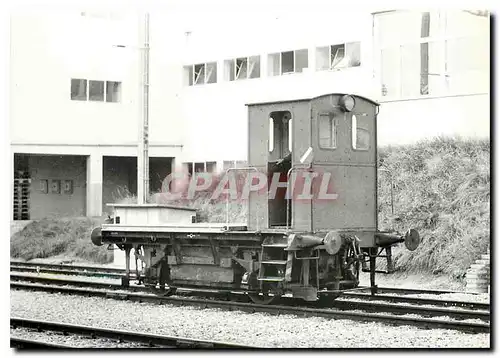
373, 10, 489, 144
176, 8, 489, 164
9, 7, 490, 219
10, 10, 183, 218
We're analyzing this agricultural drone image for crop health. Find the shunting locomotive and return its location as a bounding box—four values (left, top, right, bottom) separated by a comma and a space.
91, 93, 420, 304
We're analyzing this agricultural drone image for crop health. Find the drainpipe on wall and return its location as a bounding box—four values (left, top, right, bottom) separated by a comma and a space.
137, 12, 150, 204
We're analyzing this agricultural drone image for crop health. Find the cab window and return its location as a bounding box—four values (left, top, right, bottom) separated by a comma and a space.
352, 114, 369, 150
318, 113, 336, 149
268, 111, 292, 159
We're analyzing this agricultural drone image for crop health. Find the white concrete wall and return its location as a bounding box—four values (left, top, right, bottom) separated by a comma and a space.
378, 94, 490, 146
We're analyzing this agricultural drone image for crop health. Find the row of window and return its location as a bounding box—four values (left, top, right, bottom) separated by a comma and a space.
183, 161, 217, 175
71, 79, 122, 102
182, 160, 249, 175
379, 36, 489, 98
375, 10, 489, 48
183, 113, 369, 174
318, 113, 369, 151
268, 112, 370, 153
184, 42, 361, 86
375, 11, 489, 98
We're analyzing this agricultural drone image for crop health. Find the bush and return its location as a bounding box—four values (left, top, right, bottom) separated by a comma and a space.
378, 137, 490, 279
11, 217, 113, 264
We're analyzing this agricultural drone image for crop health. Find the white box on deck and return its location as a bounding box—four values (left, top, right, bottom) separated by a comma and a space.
107, 203, 197, 226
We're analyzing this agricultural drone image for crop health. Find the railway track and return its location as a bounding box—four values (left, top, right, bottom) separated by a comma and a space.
340, 292, 489, 311
358, 286, 466, 295
11, 262, 482, 296
10, 269, 490, 310
11, 337, 72, 349
10, 317, 257, 349
10, 261, 129, 279
11, 276, 490, 334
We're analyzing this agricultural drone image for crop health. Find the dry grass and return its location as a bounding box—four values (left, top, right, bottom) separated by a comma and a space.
377, 137, 490, 279
10, 217, 113, 264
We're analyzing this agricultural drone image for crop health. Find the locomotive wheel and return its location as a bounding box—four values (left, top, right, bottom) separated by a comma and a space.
247, 292, 281, 305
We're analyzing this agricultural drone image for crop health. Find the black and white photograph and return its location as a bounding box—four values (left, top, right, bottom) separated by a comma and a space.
5, 0, 492, 351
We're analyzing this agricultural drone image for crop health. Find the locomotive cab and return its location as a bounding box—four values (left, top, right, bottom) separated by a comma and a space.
247, 93, 378, 246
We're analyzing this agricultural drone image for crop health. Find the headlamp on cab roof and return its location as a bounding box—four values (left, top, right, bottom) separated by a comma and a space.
340, 95, 356, 112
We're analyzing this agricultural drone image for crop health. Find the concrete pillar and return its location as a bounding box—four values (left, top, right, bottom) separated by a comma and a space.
86, 154, 103, 217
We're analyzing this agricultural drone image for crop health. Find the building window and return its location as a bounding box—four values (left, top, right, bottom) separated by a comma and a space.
444, 36, 489, 95
183, 162, 194, 176
268, 49, 308, 76
71, 79, 121, 102
71, 79, 87, 101
89, 80, 104, 101
375, 10, 489, 99
318, 113, 337, 149
206, 162, 217, 173
106, 81, 122, 102
224, 56, 260, 81
184, 62, 217, 86
352, 114, 370, 151
223, 160, 248, 171
316, 42, 361, 71
183, 161, 218, 174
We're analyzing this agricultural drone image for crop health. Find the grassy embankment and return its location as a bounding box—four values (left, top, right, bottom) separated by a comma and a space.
10, 217, 113, 264
377, 137, 490, 279
11, 137, 489, 280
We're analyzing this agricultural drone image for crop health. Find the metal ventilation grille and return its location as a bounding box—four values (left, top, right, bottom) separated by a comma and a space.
13, 175, 30, 220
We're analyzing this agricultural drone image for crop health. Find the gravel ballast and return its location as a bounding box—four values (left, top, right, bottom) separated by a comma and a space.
10, 290, 489, 348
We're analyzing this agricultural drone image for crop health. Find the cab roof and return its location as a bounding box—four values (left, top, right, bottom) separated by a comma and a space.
245, 93, 380, 107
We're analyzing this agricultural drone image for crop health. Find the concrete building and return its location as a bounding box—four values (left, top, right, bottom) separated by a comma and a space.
9, 6, 490, 220
10, 10, 181, 219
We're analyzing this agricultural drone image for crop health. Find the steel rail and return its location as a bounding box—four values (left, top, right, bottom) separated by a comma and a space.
11, 337, 73, 349
10, 273, 490, 313
10, 317, 259, 349
341, 292, 490, 311
10, 261, 125, 274
10, 266, 129, 279
329, 299, 489, 321
357, 285, 472, 295
11, 281, 490, 334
